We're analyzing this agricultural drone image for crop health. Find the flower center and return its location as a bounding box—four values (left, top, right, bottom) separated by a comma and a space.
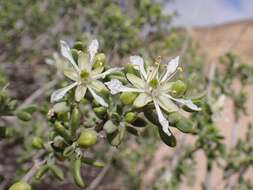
80, 70, 90, 80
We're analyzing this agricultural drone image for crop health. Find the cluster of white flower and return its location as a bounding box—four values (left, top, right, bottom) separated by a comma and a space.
51, 39, 201, 137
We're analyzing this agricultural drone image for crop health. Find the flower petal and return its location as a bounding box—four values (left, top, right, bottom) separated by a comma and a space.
60, 40, 79, 72
160, 82, 173, 92
88, 87, 108, 107
130, 56, 147, 80
51, 82, 78, 102
133, 93, 152, 107
154, 99, 171, 136
126, 73, 145, 88
63, 68, 79, 81
90, 80, 107, 92
161, 56, 179, 82
93, 67, 123, 79
88, 39, 99, 66
75, 85, 87, 102
91, 66, 104, 76
166, 94, 201, 111
105, 79, 144, 95
78, 52, 89, 71
157, 95, 179, 113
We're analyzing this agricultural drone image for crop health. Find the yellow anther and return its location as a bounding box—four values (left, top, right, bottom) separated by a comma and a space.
177, 67, 183, 72
154, 56, 161, 65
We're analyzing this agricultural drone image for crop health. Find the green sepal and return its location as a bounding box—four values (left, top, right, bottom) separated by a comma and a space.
74, 41, 85, 51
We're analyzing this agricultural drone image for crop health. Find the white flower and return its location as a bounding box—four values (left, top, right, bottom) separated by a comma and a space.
51, 40, 122, 106
105, 56, 201, 136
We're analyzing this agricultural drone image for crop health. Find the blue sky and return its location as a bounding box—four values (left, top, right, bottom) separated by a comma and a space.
166, 0, 253, 26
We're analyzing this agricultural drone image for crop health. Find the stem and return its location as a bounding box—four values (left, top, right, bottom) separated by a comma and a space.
22, 159, 46, 182
85, 164, 111, 190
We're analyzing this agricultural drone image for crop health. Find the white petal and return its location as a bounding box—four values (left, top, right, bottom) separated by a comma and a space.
133, 93, 152, 107
88, 87, 108, 107
88, 39, 99, 65
75, 85, 87, 102
78, 52, 89, 71
60, 40, 79, 72
90, 80, 107, 92
161, 56, 179, 82
93, 67, 123, 79
51, 82, 78, 102
157, 95, 179, 113
166, 94, 201, 111
63, 68, 79, 81
130, 55, 147, 80
105, 79, 144, 95
126, 73, 145, 88
154, 99, 171, 136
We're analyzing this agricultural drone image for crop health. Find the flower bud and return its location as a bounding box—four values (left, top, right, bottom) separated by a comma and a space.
77, 129, 97, 148
16, 111, 32, 122
124, 112, 137, 123
53, 102, 69, 113
32, 137, 44, 149
93, 53, 106, 69
170, 80, 187, 97
120, 92, 137, 105
93, 107, 107, 119
71, 107, 81, 137
9, 181, 32, 190
74, 41, 85, 51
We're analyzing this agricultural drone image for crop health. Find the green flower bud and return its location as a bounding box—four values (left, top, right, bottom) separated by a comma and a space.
120, 92, 137, 105
93, 53, 106, 69
35, 165, 49, 180
74, 41, 85, 51
103, 120, 117, 134
71, 107, 81, 137
54, 122, 71, 143
48, 164, 64, 181
9, 181, 32, 190
93, 107, 107, 119
170, 80, 187, 97
77, 129, 97, 148
22, 104, 38, 114
53, 102, 69, 113
124, 112, 137, 123
32, 137, 44, 149
16, 111, 32, 122
73, 158, 85, 187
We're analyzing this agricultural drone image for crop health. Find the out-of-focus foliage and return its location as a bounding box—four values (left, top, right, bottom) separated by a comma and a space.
1, 0, 253, 190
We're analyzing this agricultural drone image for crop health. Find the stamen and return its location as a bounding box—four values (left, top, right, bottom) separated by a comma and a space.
154, 56, 161, 65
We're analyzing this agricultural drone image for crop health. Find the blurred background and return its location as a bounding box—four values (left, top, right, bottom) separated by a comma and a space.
0, 0, 253, 190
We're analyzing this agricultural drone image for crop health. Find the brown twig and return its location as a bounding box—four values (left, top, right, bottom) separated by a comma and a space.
85, 164, 111, 190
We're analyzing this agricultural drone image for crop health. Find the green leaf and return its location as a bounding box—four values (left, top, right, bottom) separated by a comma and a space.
48, 164, 64, 181
131, 117, 147, 127
158, 127, 176, 147
126, 126, 139, 136
169, 113, 195, 133
107, 127, 125, 147
104, 120, 118, 134
16, 111, 32, 122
